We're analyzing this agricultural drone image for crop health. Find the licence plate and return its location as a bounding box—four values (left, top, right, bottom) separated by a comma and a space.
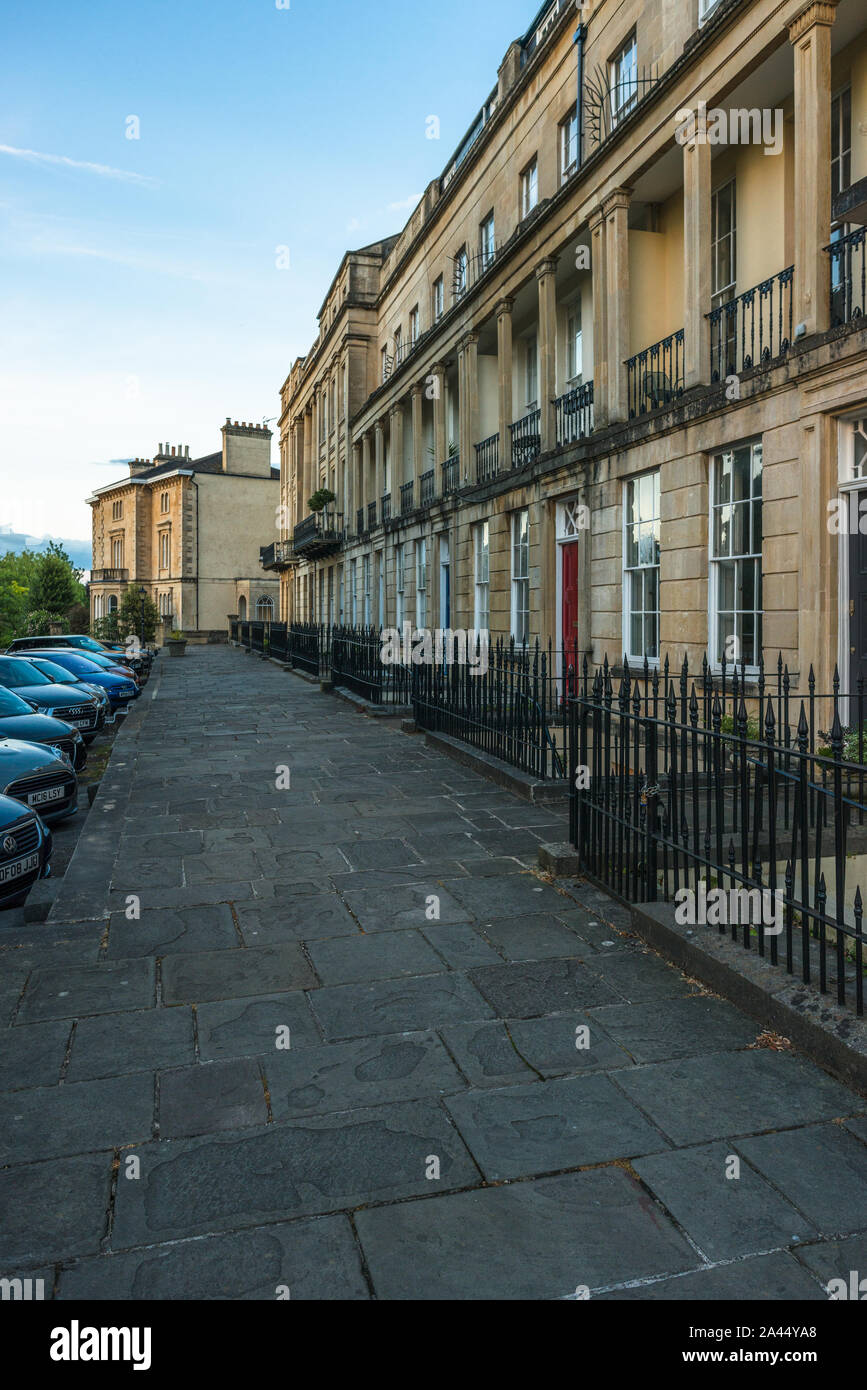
70, 719, 91, 729
0, 852, 39, 885
27, 786, 65, 807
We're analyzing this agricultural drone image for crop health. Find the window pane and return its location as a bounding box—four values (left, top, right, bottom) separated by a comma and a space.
713, 504, 731, 558
718, 559, 735, 611
630, 611, 643, 657
715, 452, 732, 507
732, 447, 751, 502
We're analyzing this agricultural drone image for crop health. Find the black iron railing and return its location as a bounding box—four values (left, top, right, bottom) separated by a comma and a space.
420, 469, 435, 506
569, 652, 867, 1014
382, 493, 392, 524
356, 506, 365, 534
414, 637, 580, 781
400, 481, 414, 515
331, 626, 412, 707
367, 501, 378, 530
626, 330, 684, 419
707, 267, 794, 381
554, 382, 594, 446
828, 227, 867, 327
510, 409, 542, 468
475, 433, 500, 483
442, 454, 460, 493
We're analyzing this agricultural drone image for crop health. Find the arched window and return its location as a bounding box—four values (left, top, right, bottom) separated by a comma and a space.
255, 596, 274, 620
108, 595, 119, 614
238, 596, 247, 621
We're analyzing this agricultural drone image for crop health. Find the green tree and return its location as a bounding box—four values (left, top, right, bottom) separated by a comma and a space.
29, 543, 84, 615
117, 588, 160, 644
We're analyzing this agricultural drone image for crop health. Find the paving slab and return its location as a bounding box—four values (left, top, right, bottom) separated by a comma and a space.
0, 1073, 154, 1165
158, 1057, 268, 1137
735, 1123, 867, 1235
306, 930, 444, 985
310, 971, 494, 1040
55, 1216, 369, 1300
161, 944, 318, 1004
66, 1007, 195, 1081
105, 904, 239, 959
265, 1030, 466, 1118
16, 960, 155, 1024
195, 991, 323, 1060
0, 1153, 113, 1266
0, 1019, 72, 1092
468, 957, 624, 1017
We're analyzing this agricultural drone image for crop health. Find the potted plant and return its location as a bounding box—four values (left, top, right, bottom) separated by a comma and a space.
308, 488, 336, 513
167, 629, 187, 658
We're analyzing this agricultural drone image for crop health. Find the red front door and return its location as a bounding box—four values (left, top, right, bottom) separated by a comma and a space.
561, 541, 580, 658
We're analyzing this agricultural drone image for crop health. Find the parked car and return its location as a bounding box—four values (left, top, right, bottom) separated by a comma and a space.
0, 656, 100, 751
21, 651, 138, 712
6, 634, 150, 676
0, 737, 78, 823
0, 686, 87, 769
24, 657, 111, 735
0, 792, 52, 910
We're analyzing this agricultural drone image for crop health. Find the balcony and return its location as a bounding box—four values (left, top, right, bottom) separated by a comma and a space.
626, 330, 684, 419
510, 410, 541, 468
91, 568, 129, 584
420, 469, 435, 506
356, 506, 365, 535
260, 541, 296, 571
381, 493, 392, 524
827, 228, 867, 328
442, 454, 460, 494
367, 501, 378, 530
400, 481, 414, 515
707, 268, 794, 381
475, 433, 500, 484
293, 509, 344, 559
555, 383, 594, 447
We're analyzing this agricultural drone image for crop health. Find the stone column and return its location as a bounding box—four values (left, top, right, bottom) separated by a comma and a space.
432, 363, 447, 476
390, 403, 405, 493
789, 0, 839, 335
303, 407, 313, 515
496, 297, 515, 471
683, 121, 711, 387
374, 420, 385, 521
361, 432, 371, 526
412, 385, 424, 498
604, 189, 631, 423
589, 206, 609, 428
536, 260, 558, 452
460, 332, 480, 482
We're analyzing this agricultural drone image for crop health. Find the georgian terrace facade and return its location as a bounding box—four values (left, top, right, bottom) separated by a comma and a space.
266, 0, 867, 696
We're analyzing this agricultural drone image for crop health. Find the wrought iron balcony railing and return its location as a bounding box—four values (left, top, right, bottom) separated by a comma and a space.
293, 509, 344, 558
367, 501, 378, 530
420, 469, 435, 506
356, 506, 365, 535
554, 382, 594, 447
475, 432, 500, 484
442, 454, 460, 494
626, 329, 684, 419
510, 409, 542, 468
707, 267, 794, 381
400, 481, 414, 515
381, 493, 392, 524
827, 227, 867, 327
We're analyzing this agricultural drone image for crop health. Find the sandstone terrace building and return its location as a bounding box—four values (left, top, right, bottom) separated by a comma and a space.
265, 0, 867, 698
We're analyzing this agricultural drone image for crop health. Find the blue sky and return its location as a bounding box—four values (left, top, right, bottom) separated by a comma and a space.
0, 0, 538, 551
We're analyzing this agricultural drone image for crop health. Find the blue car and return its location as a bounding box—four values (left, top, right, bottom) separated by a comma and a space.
19, 650, 140, 710
25, 657, 111, 738
0, 737, 78, 825
0, 686, 87, 770
0, 791, 52, 910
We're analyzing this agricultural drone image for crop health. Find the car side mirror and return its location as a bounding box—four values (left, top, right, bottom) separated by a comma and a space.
25, 699, 39, 711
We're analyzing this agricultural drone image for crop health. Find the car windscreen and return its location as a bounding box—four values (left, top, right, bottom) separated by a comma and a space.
0, 657, 53, 686
30, 659, 85, 684
0, 687, 33, 716
26, 651, 102, 675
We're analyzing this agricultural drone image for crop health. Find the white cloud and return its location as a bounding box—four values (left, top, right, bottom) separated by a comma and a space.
387, 194, 422, 213
0, 144, 157, 187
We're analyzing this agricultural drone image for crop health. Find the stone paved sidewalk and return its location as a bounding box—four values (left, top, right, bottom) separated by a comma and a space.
1, 644, 866, 1300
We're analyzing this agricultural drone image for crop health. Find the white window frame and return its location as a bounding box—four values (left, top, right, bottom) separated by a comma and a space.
350, 558, 358, 624
416, 538, 427, 630
708, 441, 763, 674
711, 179, 737, 308
376, 550, 385, 627
395, 542, 405, 627
511, 510, 530, 645
566, 296, 583, 384
559, 109, 578, 183
362, 554, 371, 625
480, 213, 495, 271
409, 305, 420, 348
610, 32, 638, 126
454, 246, 468, 300
433, 276, 444, 322
525, 335, 538, 412
474, 521, 490, 634
699, 0, 724, 23
622, 471, 661, 666
831, 85, 852, 201
521, 158, 539, 218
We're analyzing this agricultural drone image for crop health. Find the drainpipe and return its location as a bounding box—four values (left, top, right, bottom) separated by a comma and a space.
191, 477, 200, 634
574, 22, 587, 169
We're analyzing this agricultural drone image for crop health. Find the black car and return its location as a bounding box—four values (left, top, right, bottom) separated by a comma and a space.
0, 738, 78, 823
0, 686, 87, 770
0, 793, 52, 910
23, 657, 111, 738
7, 634, 149, 677
0, 656, 100, 746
